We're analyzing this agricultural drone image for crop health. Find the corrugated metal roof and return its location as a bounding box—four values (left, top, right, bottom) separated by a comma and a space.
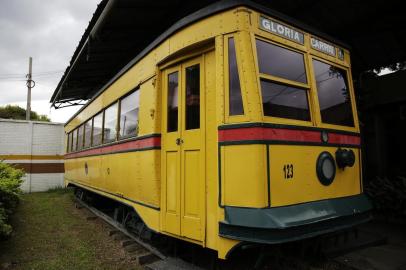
51, 0, 406, 107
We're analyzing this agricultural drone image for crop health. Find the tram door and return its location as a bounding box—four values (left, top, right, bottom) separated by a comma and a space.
162, 56, 206, 241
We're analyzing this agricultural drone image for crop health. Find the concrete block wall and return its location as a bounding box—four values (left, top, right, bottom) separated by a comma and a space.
0, 119, 65, 192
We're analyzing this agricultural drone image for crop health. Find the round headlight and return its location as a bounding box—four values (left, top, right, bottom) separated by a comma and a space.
316, 152, 336, 186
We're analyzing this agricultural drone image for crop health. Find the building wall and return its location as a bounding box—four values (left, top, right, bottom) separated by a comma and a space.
361, 70, 406, 179
0, 119, 64, 192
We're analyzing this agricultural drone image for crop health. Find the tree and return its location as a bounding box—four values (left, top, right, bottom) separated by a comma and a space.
0, 105, 50, 122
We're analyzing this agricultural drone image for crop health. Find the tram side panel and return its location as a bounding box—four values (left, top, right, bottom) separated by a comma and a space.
65, 77, 161, 209
99, 78, 161, 208
221, 145, 268, 208
268, 145, 361, 207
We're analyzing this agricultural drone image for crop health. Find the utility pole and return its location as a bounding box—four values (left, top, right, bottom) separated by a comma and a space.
26, 57, 35, 120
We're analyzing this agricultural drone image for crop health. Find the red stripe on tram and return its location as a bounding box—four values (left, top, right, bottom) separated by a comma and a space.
65, 136, 161, 159
218, 127, 360, 146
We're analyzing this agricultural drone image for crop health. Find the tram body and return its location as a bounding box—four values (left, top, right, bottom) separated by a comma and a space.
64, 3, 371, 259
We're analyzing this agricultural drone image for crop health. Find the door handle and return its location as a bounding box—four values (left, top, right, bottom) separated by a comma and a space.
176, 138, 184, 145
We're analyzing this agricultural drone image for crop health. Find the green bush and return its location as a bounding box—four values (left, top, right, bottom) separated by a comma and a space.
0, 162, 24, 238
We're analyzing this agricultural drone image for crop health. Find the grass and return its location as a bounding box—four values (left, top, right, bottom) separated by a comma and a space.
0, 189, 140, 270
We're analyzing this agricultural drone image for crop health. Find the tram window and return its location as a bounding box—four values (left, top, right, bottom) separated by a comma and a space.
103, 103, 118, 143
66, 133, 71, 153
72, 129, 78, 152
92, 112, 103, 146
185, 64, 200, 130
261, 80, 310, 121
167, 72, 179, 132
119, 90, 140, 138
228, 37, 244, 115
84, 119, 92, 148
256, 39, 307, 84
69, 132, 73, 152
312, 60, 354, 127
77, 125, 84, 150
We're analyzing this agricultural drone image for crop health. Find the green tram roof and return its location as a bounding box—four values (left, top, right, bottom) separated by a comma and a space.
51, 0, 406, 108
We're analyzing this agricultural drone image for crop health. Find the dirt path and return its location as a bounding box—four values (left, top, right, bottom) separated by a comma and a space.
0, 190, 140, 270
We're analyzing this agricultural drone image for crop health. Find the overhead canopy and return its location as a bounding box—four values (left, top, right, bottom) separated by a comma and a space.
51, 0, 406, 107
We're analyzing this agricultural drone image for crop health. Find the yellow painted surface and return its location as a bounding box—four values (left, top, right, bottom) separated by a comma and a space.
64, 6, 362, 259
64, 178, 160, 231
139, 77, 160, 135
222, 145, 268, 208
65, 151, 160, 209
161, 56, 206, 242
269, 145, 361, 207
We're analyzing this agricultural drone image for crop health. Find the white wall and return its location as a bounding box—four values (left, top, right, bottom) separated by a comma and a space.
0, 119, 65, 192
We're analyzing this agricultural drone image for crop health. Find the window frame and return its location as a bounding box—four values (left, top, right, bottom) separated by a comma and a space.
183, 60, 202, 131
252, 20, 359, 132
92, 110, 104, 147
72, 128, 78, 152
164, 65, 181, 134
252, 35, 315, 126
224, 33, 249, 123
102, 101, 119, 144
66, 84, 146, 152
118, 88, 140, 140
70, 131, 74, 152
83, 118, 93, 149
77, 124, 85, 151
66, 132, 71, 153
309, 55, 359, 132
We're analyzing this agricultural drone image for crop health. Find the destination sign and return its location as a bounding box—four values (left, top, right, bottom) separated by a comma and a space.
259, 16, 304, 45
310, 37, 336, 56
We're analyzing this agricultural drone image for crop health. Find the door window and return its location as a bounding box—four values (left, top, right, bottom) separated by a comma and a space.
167, 72, 179, 132
185, 64, 200, 130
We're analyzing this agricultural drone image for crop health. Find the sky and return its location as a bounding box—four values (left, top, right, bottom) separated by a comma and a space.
0, 0, 101, 123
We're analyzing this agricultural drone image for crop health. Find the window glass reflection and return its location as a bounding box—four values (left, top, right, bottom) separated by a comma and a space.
72, 129, 77, 152
261, 80, 310, 121
228, 38, 244, 115
103, 103, 118, 142
313, 60, 354, 126
77, 125, 84, 150
84, 119, 92, 148
92, 112, 103, 146
185, 64, 200, 130
167, 72, 179, 132
120, 91, 140, 138
256, 39, 307, 83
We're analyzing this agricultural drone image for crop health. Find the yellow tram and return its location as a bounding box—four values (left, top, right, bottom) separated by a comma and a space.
63, 1, 371, 259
